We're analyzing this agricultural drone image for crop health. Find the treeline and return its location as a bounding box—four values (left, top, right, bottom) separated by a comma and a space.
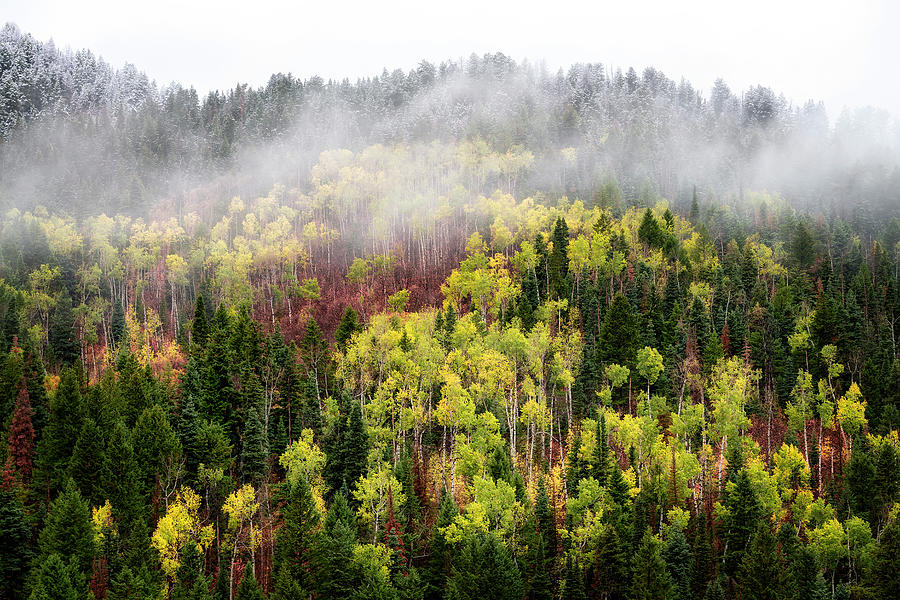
2, 22, 899, 220
1, 190, 900, 599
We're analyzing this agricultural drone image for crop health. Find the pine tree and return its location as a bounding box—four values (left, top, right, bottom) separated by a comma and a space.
534, 476, 558, 558
132, 405, 181, 501
600, 293, 637, 369
172, 539, 213, 600
49, 293, 79, 365
561, 555, 586, 600
342, 398, 368, 497
594, 413, 610, 485
593, 523, 628, 600
549, 217, 570, 301
631, 530, 674, 600
424, 490, 458, 600
274, 474, 319, 591
101, 420, 142, 533
30, 553, 79, 600
691, 517, 715, 597
67, 417, 106, 506
790, 544, 826, 600
723, 469, 760, 577
36, 480, 95, 579
5, 380, 35, 485
110, 298, 126, 350
234, 570, 264, 600
702, 577, 726, 600
192, 295, 209, 348
664, 525, 693, 600
446, 532, 522, 600
240, 405, 269, 484
37, 366, 83, 494
858, 518, 900, 600
737, 522, 782, 600
335, 306, 361, 353
519, 269, 539, 331
0, 488, 32, 598
314, 492, 357, 598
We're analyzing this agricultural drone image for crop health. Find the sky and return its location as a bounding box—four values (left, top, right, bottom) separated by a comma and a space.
5, 0, 899, 118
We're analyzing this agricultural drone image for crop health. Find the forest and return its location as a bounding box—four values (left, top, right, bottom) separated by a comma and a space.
1, 21, 900, 600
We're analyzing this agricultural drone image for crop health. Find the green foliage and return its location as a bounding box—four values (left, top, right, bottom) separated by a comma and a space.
446, 532, 522, 600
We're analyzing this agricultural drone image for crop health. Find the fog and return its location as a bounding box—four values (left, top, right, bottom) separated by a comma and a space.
1, 22, 898, 230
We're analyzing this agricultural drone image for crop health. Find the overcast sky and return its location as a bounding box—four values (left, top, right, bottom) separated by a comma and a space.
6, 0, 899, 118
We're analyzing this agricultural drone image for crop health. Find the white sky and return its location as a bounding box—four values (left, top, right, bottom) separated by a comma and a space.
6, 0, 899, 118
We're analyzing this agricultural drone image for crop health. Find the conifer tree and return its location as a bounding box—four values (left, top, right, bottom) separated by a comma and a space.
37, 366, 83, 494
446, 532, 522, 600
240, 405, 269, 484
858, 518, 900, 600
30, 553, 79, 600
722, 469, 760, 577
342, 398, 368, 496
101, 420, 143, 533
737, 522, 782, 600
631, 530, 674, 600
274, 474, 319, 592
561, 555, 586, 600
594, 413, 610, 485
36, 480, 94, 579
664, 525, 693, 600
5, 380, 35, 485
192, 295, 209, 348
600, 293, 637, 369
0, 488, 32, 598
111, 298, 126, 350
235, 571, 264, 600
314, 491, 357, 598
335, 306, 361, 353
49, 292, 79, 366
594, 523, 628, 600
67, 417, 106, 506
424, 490, 458, 600
549, 217, 570, 301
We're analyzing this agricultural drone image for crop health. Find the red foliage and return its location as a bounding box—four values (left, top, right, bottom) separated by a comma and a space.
5, 380, 34, 485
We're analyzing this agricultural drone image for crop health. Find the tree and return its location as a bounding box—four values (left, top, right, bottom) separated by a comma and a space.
235, 571, 264, 600
600, 293, 637, 370
446, 531, 522, 600
335, 306, 362, 353
111, 298, 126, 349
274, 470, 320, 593
737, 522, 782, 600
722, 469, 760, 577
37, 366, 84, 494
192, 295, 209, 348
631, 530, 674, 600
67, 417, 106, 506
49, 292, 79, 365
0, 488, 32, 598
561, 555, 586, 600
5, 380, 35, 485
240, 405, 269, 484
594, 523, 628, 600
858, 518, 900, 600
664, 525, 693, 600
549, 217, 570, 301
29, 553, 79, 600
36, 481, 95, 580
636, 346, 664, 409
424, 490, 458, 600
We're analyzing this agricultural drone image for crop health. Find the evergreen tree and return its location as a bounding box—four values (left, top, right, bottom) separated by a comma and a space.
240, 405, 269, 484
274, 474, 319, 592
48, 293, 79, 366
549, 217, 570, 301
593, 523, 628, 600
335, 306, 361, 353
314, 491, 357, 598
702, 577, 726, 600
172, 539, 213, 600
110, 298, 126, 350
67, 417, 106, 506
519, 268, 539, 331
722, 469, 760, 577
235, 571, 264, 600
446, 532, 522, 600
599, 293, 637, 369
101, 420, 143, 534
534, 476, 558, 557
192, 295, 209, 348
737, 522, 782, 600
631, 530, 674, 600
36, 481, 94, 580
424, 490, 458, 600
790, 544, 826, 600
858, 518, 900, 600
561, 556, 586, 600
691, 517, 715, 597
132, 405, 181, 501
342, 398, 368, 496
0, 488, 32, 598
29, 553, 78, 600
594, 413, 610, 485
663, 525, 693, 600
36, 366, 83, 494
5, 380, 35, 485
